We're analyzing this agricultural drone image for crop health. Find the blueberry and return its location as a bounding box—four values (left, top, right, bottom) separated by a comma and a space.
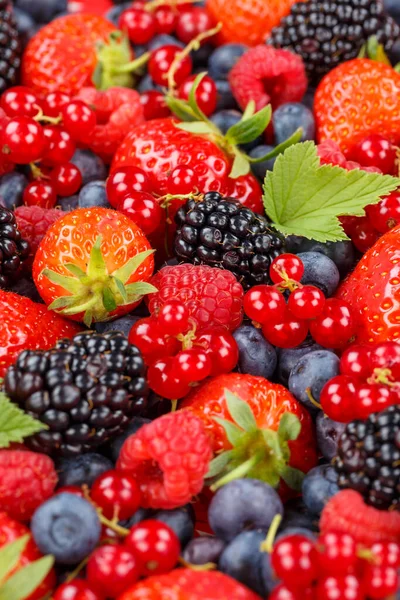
384, 0, 400, 24
208, 479, 283, 542
301, 88, 316, 111
137, 73, 163, 93
260, 551, 278, 596
285, 237, 355, 278
288, 350, 340, 412
182, 537, 226, 565
277, 526, 317, 541
208, 44, 248, 80
191, 43, 213, 68
57, 195, 79, 212
151, 504, 195, 548
249, 145, 276, 181
273, 103, 315, 144
277, 339, 323, 386
56, 453, 113, 488
302, 465, 339, 515
107, 417, 150, 463
95, 315, 141, 338
13, 8, 36, 47
316, 412, 346, 461
297, 251, 340, 297
148, 35, 183, 51
278, 498, 318, 534
210, 110, 261, 151
71, 150, 107, 186
105, 2, 131, 25
78, 181, 111, 209
219, 530, 268, 596
389, 37, 400, 64
15, 0, 67, 23
233, 324, 277, 379
31, 493, 101, 564
122, 508, 154, 528
0, 172, 28, 209
215, 80, 238, 111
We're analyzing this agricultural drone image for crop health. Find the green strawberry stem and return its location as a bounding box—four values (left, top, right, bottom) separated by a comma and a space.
260, 514, 283, 553
210, 454, 262, 491
94, 32, 149, 90
358, 35, 392, 66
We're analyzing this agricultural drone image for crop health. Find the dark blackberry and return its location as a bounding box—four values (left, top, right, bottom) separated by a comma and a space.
333, 404, 400, 511
269, 0, 400, 83
0, 207, 29, 287
174, 192, 284, 289
0, 0, 21, 93
4, 331, 149, 457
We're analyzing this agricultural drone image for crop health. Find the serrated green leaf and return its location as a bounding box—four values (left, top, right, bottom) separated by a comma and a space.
176, 122, 216, 135
225, 104, 272, 146
213, 417, 243, 446
224, 390, 257, 432
205, 450, 233, 479
0, 535, 29, 585
229, 149, 250, 178
0, 393, 46, 448
264, 142, 400, 242
279, 465, 305, 491
278, 413, 301, 442
0, 555, 54, 600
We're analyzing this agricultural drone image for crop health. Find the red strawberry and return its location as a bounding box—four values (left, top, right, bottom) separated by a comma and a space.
75, 87, 144, 163
0, 512, 56, 600
0, 450, 57, 521
0, 290, 81, 377
32, 207, 154, 326
315, 59, 400, 155
14, 205, 63, 266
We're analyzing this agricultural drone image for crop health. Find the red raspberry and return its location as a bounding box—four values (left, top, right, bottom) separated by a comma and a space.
320, 490, 400, 546
0, 450, 57, 521
15, 205, 63, 264
229, 45, 307, 111
147, 264, 244, 333
0, 512, 56, 600
117, 411, 213, 509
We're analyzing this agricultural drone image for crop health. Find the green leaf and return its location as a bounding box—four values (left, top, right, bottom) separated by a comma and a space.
48, 295, 77, 311
224, 390, 257, 432
112, 250, 154, 284
241, 100, 256, 121
205, 450, 233, 479
278, 413, 301, 442
176, 122, 216, 135
188, 72, 209, 121
264, 142, 400, 242
165, 96, 198, 122
0, 535, 29, 585
213, 417, 243, 446
0, 555, 54, 600
229, 149, 250, 178
279, 465, 305, 491
248, 128, 303, 164
0, 393, 46, 448
225, 104, 272, 146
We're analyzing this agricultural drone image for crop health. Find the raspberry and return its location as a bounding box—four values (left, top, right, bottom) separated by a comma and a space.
0, 450, 57, 521
147, 264, 244, 334
320, 490, 400, 546
15, 205, 63, 264
117, 411, 213, 509
228, 45, 307, 111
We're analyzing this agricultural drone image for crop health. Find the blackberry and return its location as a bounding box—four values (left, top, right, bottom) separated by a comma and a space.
0, 207, 29, 287
4, 331, 149, 457
269, 0, 400, 83
174, 192, 284, 289
0, 0, 21, 93
333, 405, 400, 511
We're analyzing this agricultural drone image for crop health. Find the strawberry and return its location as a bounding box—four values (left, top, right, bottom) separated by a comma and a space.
0, 290, 81, 377
315, 58, 400, 155
32, 207, 155, 326
75, 87, 144, 163
0, 512, 56, 600
336, 223, 400, 344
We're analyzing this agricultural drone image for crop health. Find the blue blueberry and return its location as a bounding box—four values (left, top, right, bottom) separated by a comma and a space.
285, 237, 355, 278
249, 145, 276, 181
215, 80, 238, 111
122, 508, 154, 528
277, 526, 317, 541
273, 103, 315, 144
148, 35, 183, 51
278, 498, 318, 534
133, 44, 149, 59
210, 110, 261, 151
316, 412, 346, 461
384, 0, 400, 24
260, 551, 278, 596
95, 315, 141, 338
191, 43, 213, 68
31, 493, 101, 564
71, 150, 107, 186
219, 530, 268, 597
56, 453, 113, 488
302, 465, 340, 515
208, 44, 248, 80
78, 181, 111, 209
233, 324, 277, 379
105, 2, 131, 25
297, 251, 340, 297
277, 339, 323, 386
137, 73, 163, 93
0, 172, 28, 209
208, 479, 283, 542
57, 195, 79, 212
151, 505, 195, 548
288, 350, 340, 412
15, 0, 67, 23
389, 38, 400, 64
13, 8, 36, 47
301, 88, 316, 111
182, 537, 226, 565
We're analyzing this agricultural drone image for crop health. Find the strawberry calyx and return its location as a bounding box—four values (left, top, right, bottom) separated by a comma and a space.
205, 390, 305, 492
40, 236, 156, 326
358, 35, 392, 67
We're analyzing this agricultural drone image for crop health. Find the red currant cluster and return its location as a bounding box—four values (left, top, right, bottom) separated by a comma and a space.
269, 531, 400, 600
129, 300, 238, 400
0, 86, 95, 205
320, 341, 400, 422
243, 253, 355, 349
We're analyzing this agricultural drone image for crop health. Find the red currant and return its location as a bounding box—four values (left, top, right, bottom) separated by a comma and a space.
196, 329, 239, 375
366, 191, 400, 233
53, 581, 103, 600
166, 166, 199, 195
271, 535, 318, 587
370, 541, 400, 568
119, 8, 156, 44
154, 6, 177, 34
2, 116, 45, 163
23, 181, 57, 209
147, 357, 191, 400
175, 7, 215, 43
173, 347, 212, 383
320, 375, 358, 422
363, 565, 398, 599
125, 519, 180, 576
157, 301, 190, 336
42, 91, 71, 117
351, 216, 380, 254
316, 532, 357, 576
117, 191, 164, 236
309, 298, 355, 349
270, 254, 304, 284
106, 166, 151, 208
288, 285, 325, 320
86, 544, 141, 597
62, 100, 97, 143
42, 126, 75, 166
369, 341, 400, 380
178, 74, 217, 116
54, 485, 84, 497
140, 90, 171, 120
316, 575, 364, 600
51, 162, 82, 196
340, 345, 371, 379
0, 86, 41, 118
149, 44, 192, 87
350, 134, 397, 175
354, 383, 396, 420
91, 469, 141, 520
269, 584, 315, 600
262, 308, 308, 349
243, 285, 286, 324
128, 317, 179, 365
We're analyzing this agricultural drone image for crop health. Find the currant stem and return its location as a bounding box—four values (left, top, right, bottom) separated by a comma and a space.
305, 388, 322, 410
30, 162, 49, 180
144, 0, 198, 12
33, 106, 62, 125
259, 514, 283, 553
65, 556, 90, 583
171, 399, 178, 412
210, 453, 261, 492
98, 513, 130, 537
179, 557, 217, 571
